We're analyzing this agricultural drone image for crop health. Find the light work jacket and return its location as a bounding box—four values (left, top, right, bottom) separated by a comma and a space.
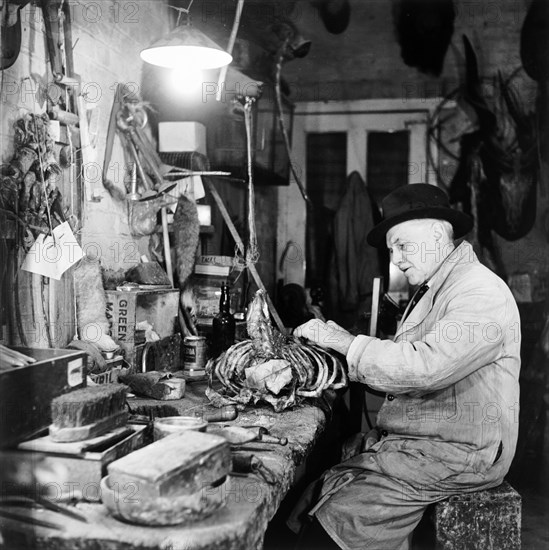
346, 240, 521, 481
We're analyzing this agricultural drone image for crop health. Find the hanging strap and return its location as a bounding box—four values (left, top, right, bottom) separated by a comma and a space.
102, 83, 123, 189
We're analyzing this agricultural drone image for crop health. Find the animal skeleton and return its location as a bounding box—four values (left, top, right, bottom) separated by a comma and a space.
207, 290, 347, 412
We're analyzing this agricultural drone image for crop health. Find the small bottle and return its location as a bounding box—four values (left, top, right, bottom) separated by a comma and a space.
212, 282, 235, 357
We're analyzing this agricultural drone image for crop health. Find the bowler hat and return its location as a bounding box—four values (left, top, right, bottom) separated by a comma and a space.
367, 184, 473, 247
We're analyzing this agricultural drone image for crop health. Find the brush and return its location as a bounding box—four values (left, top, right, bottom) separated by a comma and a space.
49, 384, 129, 442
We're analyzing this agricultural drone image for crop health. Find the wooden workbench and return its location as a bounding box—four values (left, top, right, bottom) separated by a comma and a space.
1, 381, 331, 550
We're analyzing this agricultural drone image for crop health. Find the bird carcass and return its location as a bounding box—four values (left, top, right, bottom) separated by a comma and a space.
206, 290, 347, 412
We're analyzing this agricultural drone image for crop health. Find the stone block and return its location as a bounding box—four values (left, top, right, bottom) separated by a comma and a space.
433, 481, 521, 550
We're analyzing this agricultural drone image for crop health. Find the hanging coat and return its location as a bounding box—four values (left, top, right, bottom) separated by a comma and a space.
332, 171, 380, 311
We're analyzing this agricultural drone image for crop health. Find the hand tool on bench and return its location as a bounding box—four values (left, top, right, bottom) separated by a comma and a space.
258, 433, 288, 445
233, 425, 288, 445
231, 453, 276, 485
187, 404, 239, 423
202, 405, 239, 422
205, 425, 258, 446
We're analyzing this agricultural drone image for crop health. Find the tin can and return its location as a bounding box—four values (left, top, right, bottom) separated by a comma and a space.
234, 312, 247, 342
153, 416, 208, 441
183, 336, 207, 373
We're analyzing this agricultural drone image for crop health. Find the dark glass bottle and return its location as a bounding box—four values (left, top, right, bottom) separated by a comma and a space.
212, 282, 235, 357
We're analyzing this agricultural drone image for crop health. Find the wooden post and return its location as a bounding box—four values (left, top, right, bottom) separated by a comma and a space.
161, 207, 174, 287
368, 277, 383, 337
203, 178, 286, 334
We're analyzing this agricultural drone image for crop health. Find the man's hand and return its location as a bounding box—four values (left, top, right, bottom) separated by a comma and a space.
293, 319, 355, 355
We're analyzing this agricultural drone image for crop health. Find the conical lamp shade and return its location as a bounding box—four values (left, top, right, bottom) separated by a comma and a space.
141, 26, 232, 70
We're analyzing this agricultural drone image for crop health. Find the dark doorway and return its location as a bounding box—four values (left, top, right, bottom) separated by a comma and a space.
305, 132, 347, 317
366, 130, 410, 206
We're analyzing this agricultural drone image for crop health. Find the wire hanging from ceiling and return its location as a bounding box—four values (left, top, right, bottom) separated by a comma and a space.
274, 42, 311, 205
216, 0, 245, 102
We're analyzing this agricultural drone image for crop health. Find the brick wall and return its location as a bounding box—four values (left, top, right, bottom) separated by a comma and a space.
1, 1, 170, 265
68, 0, 170, 269
0, 1, 170, 346
279, 0, 549, 301
282, 0, 528, 102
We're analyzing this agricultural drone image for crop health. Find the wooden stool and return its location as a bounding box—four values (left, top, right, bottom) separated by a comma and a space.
432, 481, 521, 549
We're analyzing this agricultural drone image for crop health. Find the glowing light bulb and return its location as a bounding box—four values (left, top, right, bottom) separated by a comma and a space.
170, 67, 204, 97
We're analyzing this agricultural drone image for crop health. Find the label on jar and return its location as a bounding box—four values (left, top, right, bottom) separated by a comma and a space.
183, 336, 207, 370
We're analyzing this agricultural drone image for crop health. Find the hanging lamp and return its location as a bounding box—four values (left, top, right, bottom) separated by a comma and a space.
140, 2, 232, 70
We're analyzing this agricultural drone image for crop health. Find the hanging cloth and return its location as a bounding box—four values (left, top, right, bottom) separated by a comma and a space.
332, 171, 380, 311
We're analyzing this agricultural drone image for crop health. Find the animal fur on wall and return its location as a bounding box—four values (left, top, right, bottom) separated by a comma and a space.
392, 0, 455, 77
73, 256, 118, 352
172, 194, 200, 288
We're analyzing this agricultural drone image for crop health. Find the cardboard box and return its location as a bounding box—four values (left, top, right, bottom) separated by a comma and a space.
105, 289, 179, 345
189, 256, 243, 325
105, 290, 179, 371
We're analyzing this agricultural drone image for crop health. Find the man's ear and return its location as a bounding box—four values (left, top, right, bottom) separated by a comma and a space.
432, 221, 444, 242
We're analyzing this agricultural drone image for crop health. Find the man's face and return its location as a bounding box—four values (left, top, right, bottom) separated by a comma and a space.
386, 220, 441, 286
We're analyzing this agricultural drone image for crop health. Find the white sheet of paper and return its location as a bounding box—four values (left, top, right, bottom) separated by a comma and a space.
21, 222, 83, 280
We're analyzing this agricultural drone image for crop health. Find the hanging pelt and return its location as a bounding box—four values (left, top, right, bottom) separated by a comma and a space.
520, 0, 549, 83
520, 0, 549, 200
449, 132, 507, 279
172, 194, 200, 288
450, 36, 537, 243
392, 0, 455, 77
73, 256, 118, 352
481, 143, 537, 241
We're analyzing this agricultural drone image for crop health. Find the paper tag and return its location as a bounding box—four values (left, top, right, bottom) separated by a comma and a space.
67, 358, 84, 387
21, 222, 84, 280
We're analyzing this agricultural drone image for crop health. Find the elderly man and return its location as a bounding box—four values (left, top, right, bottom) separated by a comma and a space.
293, 184, 521, 550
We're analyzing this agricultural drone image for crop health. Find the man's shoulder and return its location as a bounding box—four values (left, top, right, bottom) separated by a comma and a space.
449, 244, 504, 283
453, 261, 503, 286
445, 249, 510, 294
448, 260, 519, 318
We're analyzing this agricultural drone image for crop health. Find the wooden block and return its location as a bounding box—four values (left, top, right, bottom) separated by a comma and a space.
122, 372, 185, 400
18, 426, 134, 455
433, 481, 521, 550
107, 431, 231, 498
49, 411, 129, 442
